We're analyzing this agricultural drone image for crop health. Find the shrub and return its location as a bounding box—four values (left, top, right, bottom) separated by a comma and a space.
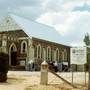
0, 52, 9, 82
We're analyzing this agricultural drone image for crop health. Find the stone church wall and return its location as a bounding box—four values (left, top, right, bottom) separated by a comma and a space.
0, 30, 70, 71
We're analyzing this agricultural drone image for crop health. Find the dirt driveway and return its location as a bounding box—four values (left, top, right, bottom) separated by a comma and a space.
0, 71, 87, 90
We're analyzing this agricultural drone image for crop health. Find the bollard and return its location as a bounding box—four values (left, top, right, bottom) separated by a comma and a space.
40, 60, 48, 85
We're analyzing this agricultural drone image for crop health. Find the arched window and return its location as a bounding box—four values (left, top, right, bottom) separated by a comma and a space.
56, 48, 59, 61
34, 45, 37, 58
64, 49, 67, 61
37, 44, 41, 58
61, 49, 67, 61
47, 46, 51, 60
10, 43, 17, 52
9, 43, 17, 66
21, 41, 27, 53
42, 47, 46, 60
62, 51, 64, 61
11, 46, 14, 52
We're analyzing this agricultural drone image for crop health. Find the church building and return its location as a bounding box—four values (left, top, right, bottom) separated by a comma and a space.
0, 14, 70, 70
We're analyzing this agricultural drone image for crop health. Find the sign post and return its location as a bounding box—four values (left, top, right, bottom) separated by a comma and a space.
70, 47, 87, 86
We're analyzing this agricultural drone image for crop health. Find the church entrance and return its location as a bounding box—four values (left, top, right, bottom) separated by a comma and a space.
11, 51, 17, 66
9, 43, 17, 66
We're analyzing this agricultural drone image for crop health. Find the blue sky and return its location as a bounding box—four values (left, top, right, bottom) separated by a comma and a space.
0, 0, 90, 46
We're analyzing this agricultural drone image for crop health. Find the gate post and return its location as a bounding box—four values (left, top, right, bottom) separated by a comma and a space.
40, 61, 48, 85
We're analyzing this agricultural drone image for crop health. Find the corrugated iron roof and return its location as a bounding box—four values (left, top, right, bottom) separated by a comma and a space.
0, 14, 70, 46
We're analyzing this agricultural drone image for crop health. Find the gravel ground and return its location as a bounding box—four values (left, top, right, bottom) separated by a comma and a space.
0, 71, 88, 90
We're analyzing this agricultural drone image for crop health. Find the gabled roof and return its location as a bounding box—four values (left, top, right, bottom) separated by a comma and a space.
0, 14, 69, 46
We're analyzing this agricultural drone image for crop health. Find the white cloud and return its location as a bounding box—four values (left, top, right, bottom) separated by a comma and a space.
0, 0, 42, 8
0, 0, 43, 19
11, 6, 43, 20
41, 0, 89, 12
36, 12, 78, 35
62, 1, 83, 11
0, 0, 90, 46
42, 0, 63, 12
37, 11, 90, 46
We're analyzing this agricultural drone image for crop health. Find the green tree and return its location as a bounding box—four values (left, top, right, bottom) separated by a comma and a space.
83, 33, 90, 46
83, 33, 90, 66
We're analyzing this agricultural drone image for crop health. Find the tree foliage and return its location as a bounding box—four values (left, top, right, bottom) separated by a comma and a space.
83, 33, 90, 46
0, 52, 9, 82
83, 33, 90, 66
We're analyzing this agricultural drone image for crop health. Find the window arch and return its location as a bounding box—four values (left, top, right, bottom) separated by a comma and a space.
42, 47, 46, 60
47, 46, 51, 60
37, 44, 41, 58
9, 43, 17, 65
21, 41, 27, 53
64, 49, 67, 61
61, 49, 67, 61
62, 51, 64, 60
10, 43, 17, 52
34, 45, 37, 58
56, 48, 59, 61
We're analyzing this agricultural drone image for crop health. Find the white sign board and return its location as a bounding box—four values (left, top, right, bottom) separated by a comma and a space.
70, 47, 87, 65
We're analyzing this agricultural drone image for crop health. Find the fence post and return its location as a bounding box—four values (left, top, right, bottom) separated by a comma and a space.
88, 64, 90, 90
72, 64, 74, 85
84, 64, 86, 86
